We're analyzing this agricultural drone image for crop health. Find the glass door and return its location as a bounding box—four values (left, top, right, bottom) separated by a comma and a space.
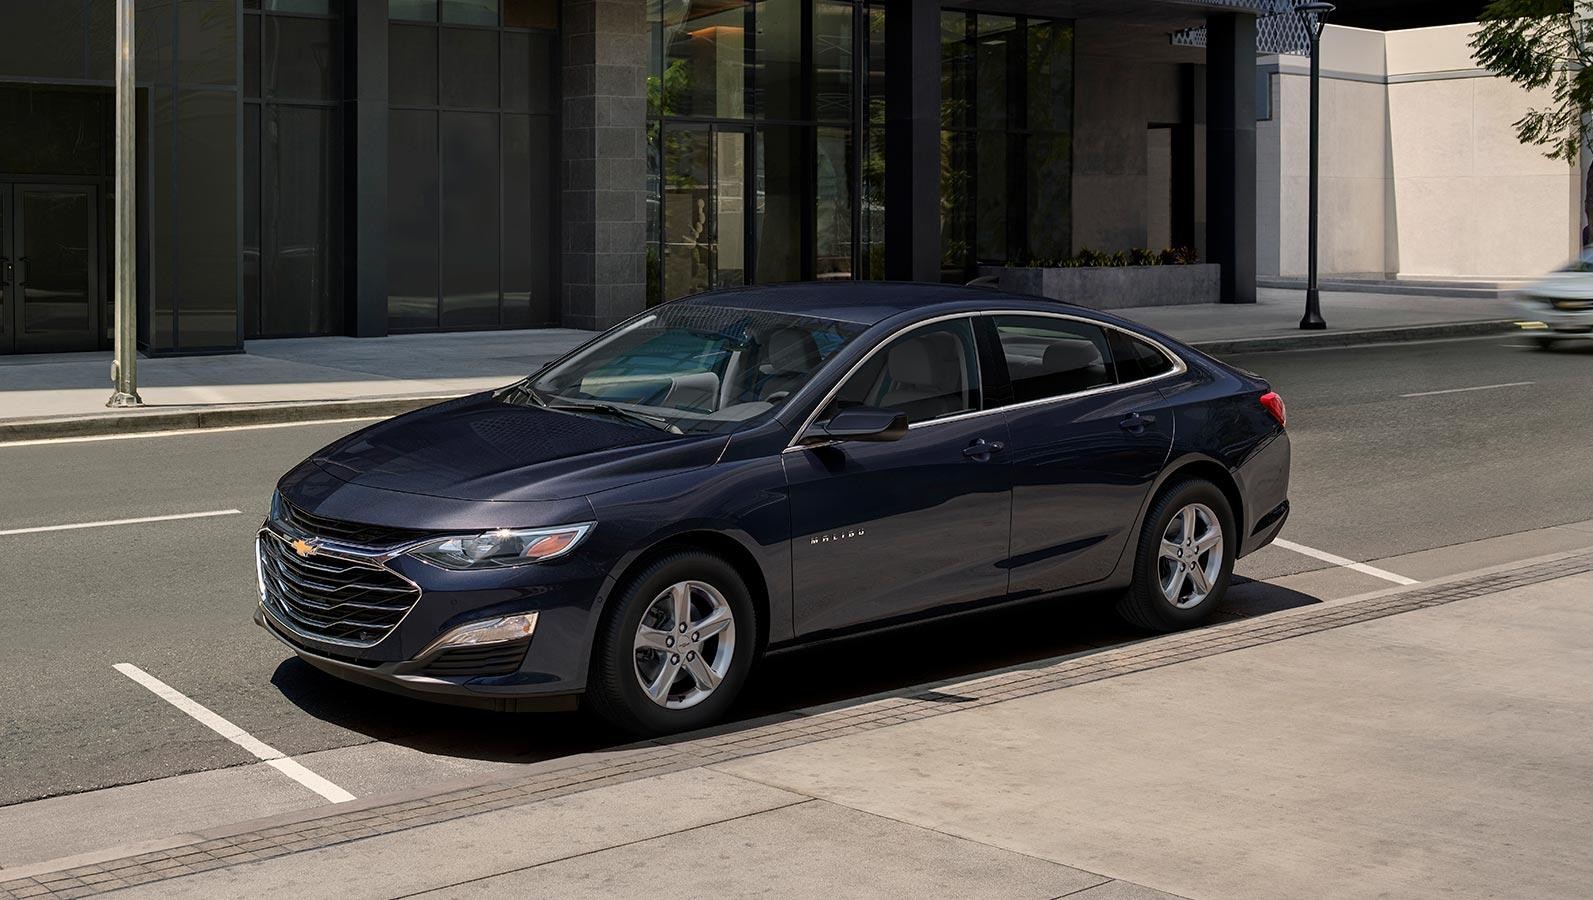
659, 123, 750, 301
2, 183, 101, 354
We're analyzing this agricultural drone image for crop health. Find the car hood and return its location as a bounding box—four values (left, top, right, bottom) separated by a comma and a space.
307, 393, 729, 502
1522, 271, 1593, 300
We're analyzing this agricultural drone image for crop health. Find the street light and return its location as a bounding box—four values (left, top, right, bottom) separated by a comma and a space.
1296, 1, 1334, 331
107, 0, 142, 407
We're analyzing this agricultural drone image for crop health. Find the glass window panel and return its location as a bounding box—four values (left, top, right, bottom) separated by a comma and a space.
754, 126, 801, 284
388, 109, 439, 330
17, 188, 95, 339
647, 121, 662, 304
940, 129, 972, 274
389, 25, 438, 106
975, 15, 1013, 132
265, 16, 337, 101
264, 0, 336, 12
0, 86, 110, 177
243, 105, 262, 336
813, 0, 852, 124
1109, 330, 1175, 383
440, 111, 500, 327
815, 126, 853, 279
501, 31, 531, 112
390, 0, 437, 22
442, 0, 498, 25
88, 0, 115, 81
992, 316, 1112, 403
753, 0, 801, 120
149, 85, 176, 351
715, 130, 747, 288
661, 1, 747, 119
177, 0, 237, 86
440, 27, 499, 108
661, 127, 712, 300
0, 1, 87, 80
939, 12, 969, 130
504, 0, 556, 29
975, 131, 1007, 263
502, 115, 554, 326
137, 0, 177, 85
174, 88, 238, 349
1027, 22, 1073, 133
823, 319, 980, 424
1027, 133, 1070, 262
262, 105, 340, 336
861, 125, 885, 280
244, 15, 261, 98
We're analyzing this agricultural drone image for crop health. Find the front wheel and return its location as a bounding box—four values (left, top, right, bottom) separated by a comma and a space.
1117, 479, 1235, 632
586, 551, 757, 735
1532, 335, 1560, 351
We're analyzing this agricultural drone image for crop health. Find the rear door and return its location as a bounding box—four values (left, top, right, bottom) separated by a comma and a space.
981, 314, 1177, 596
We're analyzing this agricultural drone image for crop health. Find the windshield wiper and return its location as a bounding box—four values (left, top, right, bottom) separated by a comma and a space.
545, 400, 680, 433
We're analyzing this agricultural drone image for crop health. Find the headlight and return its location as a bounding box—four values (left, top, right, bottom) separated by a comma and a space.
407, 523, 594, 570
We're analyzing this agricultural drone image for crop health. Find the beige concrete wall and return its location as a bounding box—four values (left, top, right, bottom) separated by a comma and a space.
1258, 22, 1580, 281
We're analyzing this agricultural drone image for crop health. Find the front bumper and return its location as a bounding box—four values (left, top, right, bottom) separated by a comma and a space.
1515, 298, 1593, 334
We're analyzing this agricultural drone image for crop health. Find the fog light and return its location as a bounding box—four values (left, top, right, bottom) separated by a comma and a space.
419, 612, 539, 657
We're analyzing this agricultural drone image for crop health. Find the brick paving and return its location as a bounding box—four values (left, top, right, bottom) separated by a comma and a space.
4, 551, 1591, 899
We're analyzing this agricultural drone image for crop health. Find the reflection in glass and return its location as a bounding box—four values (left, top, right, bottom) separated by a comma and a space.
243, 106, 261, 334
261, 106, 339, 336
715, 131, 747, 288
264, 16, 338, 101
0, 86, 109, 177
755, 126, 801, 285
940, 12, 969, 130
940, 129, 971, 272
0, 1, 87, 79
646, 122, 662, 304
174, 89, 238, 348
815, 126, 853, 279
976, 131, 1007, 263
441, 28, 500, 108
18, 189, 95, 337
442, 0, 499, 26
389, 25, 439, 106
388, 110, 440, 330
661, 1, 748, 119
502, 114, 555, 325
390, 0, 438, 22
861, 5, 886, 280
504, 0, 557, 29
662, 128, 712, 300
753, 0, 800, 120
440, 112, 499, 328
814, 1, 852, 123
976, 16, 1013, 132
177, 0, 238, 86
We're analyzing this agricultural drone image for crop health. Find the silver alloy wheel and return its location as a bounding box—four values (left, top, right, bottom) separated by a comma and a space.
1156, 503, 1224, 610
632, 580, 737, 710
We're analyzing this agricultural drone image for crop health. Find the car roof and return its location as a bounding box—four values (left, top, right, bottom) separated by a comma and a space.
670, 282, 1096, 327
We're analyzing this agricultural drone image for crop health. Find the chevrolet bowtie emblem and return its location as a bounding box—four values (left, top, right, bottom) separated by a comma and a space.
289, 538, 317, 558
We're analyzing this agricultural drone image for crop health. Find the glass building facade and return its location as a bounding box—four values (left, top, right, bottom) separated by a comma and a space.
1, 0, 1264, 359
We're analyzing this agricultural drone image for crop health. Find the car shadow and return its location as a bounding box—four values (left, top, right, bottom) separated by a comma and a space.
270, 580, 1323, 763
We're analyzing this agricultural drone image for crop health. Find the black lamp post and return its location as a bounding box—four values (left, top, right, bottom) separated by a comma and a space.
1296, 1, 1334, 330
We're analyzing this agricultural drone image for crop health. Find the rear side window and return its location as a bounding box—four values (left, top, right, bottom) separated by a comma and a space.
1109, 330, 1177, 383
991, 316, 1114, 403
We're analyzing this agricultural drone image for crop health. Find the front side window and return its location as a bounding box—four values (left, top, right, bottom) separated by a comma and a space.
992, 315, 1113, 403
822, 319, 981, 425
514, 305, 862, 434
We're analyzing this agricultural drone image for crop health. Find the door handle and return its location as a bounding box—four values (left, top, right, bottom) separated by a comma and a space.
1119, 412, 1157, 434
962, 439, 1006, 460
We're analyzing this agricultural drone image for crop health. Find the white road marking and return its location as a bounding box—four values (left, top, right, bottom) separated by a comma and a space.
0, 509, 242, 536
113, 663, 355, 804
1400, 381, 1534, 398
0, 416, 387, 448
1272, 538, 1419, 586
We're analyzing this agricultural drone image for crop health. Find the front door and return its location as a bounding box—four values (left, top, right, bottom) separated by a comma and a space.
785, 317, 1013, 636
1, 183, 101, 354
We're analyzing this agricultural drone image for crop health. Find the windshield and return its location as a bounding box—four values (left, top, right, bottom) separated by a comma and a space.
505, 304, 865, 435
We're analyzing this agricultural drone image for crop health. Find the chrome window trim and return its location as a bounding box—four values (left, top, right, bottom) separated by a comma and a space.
784, 309, 1187, 453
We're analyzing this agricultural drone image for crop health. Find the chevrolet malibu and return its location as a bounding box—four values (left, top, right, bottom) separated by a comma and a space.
256, 283, 1291, 735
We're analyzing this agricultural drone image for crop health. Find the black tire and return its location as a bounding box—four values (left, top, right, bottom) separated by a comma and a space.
1532, 336, 1559, 351
1117, 479, 1236, 633
586, 550, 758, 736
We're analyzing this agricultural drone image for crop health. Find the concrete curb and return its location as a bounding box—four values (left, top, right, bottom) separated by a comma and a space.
0, 320, 1519, 443
0, 394, 459, 444
1187, 319, 1517, 355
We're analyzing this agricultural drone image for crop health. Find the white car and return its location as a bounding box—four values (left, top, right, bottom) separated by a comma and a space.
1516, 250, 1593, 348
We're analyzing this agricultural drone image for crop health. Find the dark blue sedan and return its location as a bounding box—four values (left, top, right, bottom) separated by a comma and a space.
256, 284, 1291, 734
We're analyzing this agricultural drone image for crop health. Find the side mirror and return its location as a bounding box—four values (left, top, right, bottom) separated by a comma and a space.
802, 407, 909, 444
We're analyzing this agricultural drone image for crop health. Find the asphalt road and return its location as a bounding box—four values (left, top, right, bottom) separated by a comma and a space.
1, 335, 1590, 810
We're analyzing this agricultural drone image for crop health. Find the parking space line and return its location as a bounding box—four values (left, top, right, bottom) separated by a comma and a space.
112, 663, 355, 804
0, 509, 243, 536
1272, 539, 1419, 586
1400, 381, 1534, 398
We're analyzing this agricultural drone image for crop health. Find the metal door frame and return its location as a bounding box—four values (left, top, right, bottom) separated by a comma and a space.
7, 182, 101, 354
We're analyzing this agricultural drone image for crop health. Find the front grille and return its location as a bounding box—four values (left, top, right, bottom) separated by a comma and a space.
420, 641, 530, 678
278, 500, 429, 548
258, 534, 421, 645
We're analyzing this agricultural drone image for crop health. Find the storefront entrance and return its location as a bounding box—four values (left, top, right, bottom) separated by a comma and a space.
0, 183, 100, 354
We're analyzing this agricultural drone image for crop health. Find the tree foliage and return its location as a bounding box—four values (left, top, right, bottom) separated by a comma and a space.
1471, 0, 1592, 163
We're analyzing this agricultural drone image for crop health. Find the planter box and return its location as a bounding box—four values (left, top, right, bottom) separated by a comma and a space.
978, 264, 1222, 310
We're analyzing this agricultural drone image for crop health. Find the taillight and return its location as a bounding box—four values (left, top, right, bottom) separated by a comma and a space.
1259, 391, 1287, 428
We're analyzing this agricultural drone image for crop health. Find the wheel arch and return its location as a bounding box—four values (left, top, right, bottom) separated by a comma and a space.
595, 529, 773, 660
1120, 454, 1247, 576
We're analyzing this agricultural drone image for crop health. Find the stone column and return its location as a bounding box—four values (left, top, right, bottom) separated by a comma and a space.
561, 0, 648, 331
1205, 13, 1258, 304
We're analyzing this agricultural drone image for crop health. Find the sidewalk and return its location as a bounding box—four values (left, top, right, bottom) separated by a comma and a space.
4, 551, 1589, 899
0, 289, 1516, 438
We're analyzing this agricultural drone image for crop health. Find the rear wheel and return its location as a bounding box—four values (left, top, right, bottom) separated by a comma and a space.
1117, 479, 1235, 632
1532, 335, 1560, 351
587, 551, 757, 735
